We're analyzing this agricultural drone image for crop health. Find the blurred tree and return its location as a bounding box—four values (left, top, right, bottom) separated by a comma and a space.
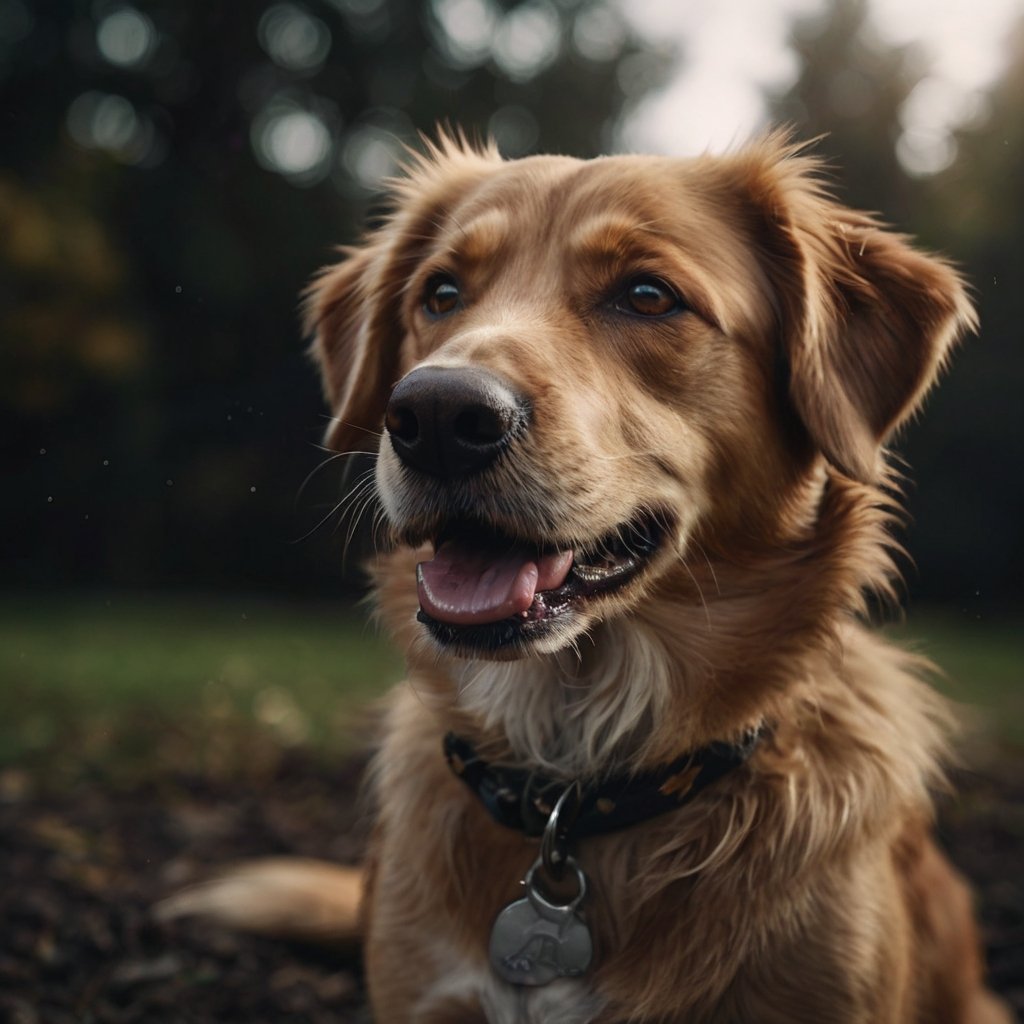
770, 0, 923, 222
769, 0, 1023, 608
0, 0, 665, 593
912, 16, 1024, 607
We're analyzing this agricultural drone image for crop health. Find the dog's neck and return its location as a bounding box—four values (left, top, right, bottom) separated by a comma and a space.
386, 472, 900, 779
449, 615, 683, 777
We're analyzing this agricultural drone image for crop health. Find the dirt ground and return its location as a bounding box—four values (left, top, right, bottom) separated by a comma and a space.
2, 738, 1022, 1023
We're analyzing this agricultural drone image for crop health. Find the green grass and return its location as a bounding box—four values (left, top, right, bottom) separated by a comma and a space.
891, 610, 1024, 747
0, 592, 402, 770
0, 595, 1020, 779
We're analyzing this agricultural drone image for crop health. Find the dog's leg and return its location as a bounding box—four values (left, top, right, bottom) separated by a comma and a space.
897, 829, 1014, 1024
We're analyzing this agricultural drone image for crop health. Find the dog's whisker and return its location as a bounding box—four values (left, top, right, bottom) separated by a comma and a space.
295, 448, 374, 509
342, 488, 377, 557
310, 443, 380, 456
363, 501, 390, 558
368, 504, 391, 557
340, 476, 385, 552
315, 413, 384, 441
291, 490, 358, 545
295, 468, 376, 553
344, 474, 378, 521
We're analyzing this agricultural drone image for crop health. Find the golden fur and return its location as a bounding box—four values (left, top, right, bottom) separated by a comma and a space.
165, 133, 1012, 1022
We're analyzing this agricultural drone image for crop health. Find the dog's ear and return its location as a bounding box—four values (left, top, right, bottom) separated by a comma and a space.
735, 137, 976, 482
305, 243, 400, 455
305, 132, 503, 454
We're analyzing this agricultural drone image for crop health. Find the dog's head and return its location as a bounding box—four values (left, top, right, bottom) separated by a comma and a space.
309, 133, 974, 661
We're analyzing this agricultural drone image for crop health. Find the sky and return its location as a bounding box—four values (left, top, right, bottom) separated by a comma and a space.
618, 0, 1021, 175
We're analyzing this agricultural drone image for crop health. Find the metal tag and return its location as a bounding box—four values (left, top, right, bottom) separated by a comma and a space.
489, 857, 593, 986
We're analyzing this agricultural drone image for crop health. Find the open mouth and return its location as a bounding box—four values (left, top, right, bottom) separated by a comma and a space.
415, 510, 668, 653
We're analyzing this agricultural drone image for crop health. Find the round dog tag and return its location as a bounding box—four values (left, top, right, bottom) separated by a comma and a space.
489, 857, 593, 986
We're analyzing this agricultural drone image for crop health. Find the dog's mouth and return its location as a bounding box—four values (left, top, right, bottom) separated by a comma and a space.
415, 510, 668, 653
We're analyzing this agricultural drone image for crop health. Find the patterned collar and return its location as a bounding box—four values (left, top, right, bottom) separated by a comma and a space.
443, 726, 764, 842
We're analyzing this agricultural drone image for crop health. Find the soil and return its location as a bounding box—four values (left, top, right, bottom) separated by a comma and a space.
1, 736, 1022, 1023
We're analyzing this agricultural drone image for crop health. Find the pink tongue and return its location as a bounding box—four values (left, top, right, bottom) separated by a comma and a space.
417, 540, 573, 626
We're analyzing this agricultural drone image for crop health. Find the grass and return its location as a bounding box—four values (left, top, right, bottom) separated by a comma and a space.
1, 594, 1020, 777
891, 610, 1024, 748
0, 592, 402, 773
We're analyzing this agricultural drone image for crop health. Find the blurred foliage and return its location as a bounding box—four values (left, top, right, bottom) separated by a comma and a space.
1, 0, 658, 593
0, 0, 1021, 607
770, 0, 1024, 606
772, 0, 921, 215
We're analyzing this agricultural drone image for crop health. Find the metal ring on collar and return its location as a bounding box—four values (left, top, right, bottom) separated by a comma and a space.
540, 781, 582, 878
525, 854, 587, 909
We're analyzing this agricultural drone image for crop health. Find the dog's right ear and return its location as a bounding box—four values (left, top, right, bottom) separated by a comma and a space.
305, 242, 402, 455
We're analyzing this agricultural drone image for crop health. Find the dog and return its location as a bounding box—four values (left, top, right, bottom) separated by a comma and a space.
164, 132, 1012, 1023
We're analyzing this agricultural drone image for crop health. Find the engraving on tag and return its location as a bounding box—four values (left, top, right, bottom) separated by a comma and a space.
489, 858, 593, 987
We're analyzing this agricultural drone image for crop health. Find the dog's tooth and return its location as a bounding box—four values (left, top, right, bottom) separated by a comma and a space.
573, 559, 634, 583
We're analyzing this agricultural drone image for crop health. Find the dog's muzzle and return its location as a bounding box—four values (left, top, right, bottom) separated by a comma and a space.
382, 365, 670, 654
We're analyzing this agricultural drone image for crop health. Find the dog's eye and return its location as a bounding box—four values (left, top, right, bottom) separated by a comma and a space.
617, 278, 682, 318
423, 275, 461, 317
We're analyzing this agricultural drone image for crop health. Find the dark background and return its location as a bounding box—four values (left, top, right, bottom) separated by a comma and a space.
2, 0, 1022, 609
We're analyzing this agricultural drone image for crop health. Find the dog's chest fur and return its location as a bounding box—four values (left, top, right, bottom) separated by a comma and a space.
368, 614, 951, 1023
419, 964, 605, 1024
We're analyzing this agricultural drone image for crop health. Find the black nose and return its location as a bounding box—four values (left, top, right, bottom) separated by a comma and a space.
384, 366, 529, 479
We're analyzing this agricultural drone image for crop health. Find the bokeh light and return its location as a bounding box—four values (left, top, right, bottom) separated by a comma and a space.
896, 76, 990, 177
65, 90, 157, 165
258, 3, 331, 73
572, 4, 627, 63
96, 6, 156, 69
492, 0, 561, 82
252, 97, 334, 185
341, 123, 403, 190
430, 0, 498, 69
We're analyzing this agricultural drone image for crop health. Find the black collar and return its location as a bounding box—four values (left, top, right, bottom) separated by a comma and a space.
444, 726, 763, 842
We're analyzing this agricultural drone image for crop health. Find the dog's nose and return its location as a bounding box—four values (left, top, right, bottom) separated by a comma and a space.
384, 366, 529, 479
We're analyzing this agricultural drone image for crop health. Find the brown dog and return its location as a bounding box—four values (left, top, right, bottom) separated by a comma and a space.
166, 133, 1012, 1023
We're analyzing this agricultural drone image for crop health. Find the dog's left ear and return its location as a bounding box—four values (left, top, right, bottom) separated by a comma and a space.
305, 133, 505, 454
735, 138, 977, 482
